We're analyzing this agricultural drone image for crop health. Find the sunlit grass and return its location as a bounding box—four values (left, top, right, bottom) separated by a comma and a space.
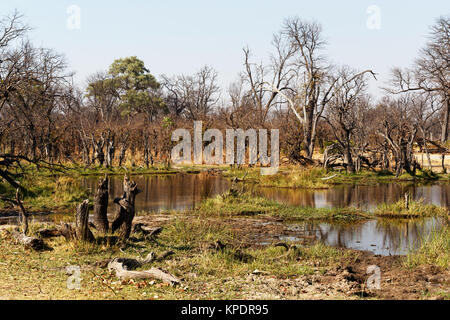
196, 192, 369, 221
375, 199, 448, 218
0, 218, 357, 299
404, 227, 449, 270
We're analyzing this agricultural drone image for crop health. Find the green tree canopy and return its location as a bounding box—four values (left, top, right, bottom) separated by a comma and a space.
87, 56, 165, 120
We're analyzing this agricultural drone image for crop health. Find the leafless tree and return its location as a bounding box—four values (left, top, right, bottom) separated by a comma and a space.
390, 16, 449, 171
375, 95, 419, 176
263, 17, 376, 160
322, 67, 370, 172
162, 65, 220, 120
242, 32, 295, 127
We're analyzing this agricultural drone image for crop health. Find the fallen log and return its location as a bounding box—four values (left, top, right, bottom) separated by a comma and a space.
107, 251, 178, 285
133, 224, 163, 239
37, 228, 62, 238
12, 230, 46, 250
108, 260, 180, 286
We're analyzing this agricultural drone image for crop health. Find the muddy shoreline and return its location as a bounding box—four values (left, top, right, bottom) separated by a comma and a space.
134, 214, 450, 299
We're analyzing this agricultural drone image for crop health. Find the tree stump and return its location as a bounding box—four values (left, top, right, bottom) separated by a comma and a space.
93, 175, 109, 234
111, 176, 142, 240
75, 200, 94, 242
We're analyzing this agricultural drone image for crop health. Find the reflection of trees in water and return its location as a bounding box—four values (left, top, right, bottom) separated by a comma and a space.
440, 185, 449, 208
312, 221, 366, 248
257, 187, 317, 207
83, 174, 448, 214
258, 182, 448, 210
306, 218, 440, 253
83, 173, 229, 211
375, 219, 430, 252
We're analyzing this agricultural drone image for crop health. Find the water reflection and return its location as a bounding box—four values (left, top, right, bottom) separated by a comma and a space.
77, 174, 448, 256
284, 217, 445, 255
81, 173, 230, 212
83, 174, 449, 213
255, 183, 450, 211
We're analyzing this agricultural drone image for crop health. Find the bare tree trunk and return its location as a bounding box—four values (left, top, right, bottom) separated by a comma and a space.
381, 144, 389, 171
117, 132, 129, 167
344, 137, 355, 174
106, 136, 115, 167
441, 98, 449, 144
92, 135, 105, 166
118, 144, 126, 167
303, 106, 315, 159
440, 99, 449, 173
143, 133, 151, 168
93, 176, 109, 234
355, 155, 361, 172
424, 138, 433, 171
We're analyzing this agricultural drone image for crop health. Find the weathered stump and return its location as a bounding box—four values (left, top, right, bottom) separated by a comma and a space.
75, 200, 94, 242
93, 175, 109, 234
111, 176, 141, 240
59, 223, 77, 241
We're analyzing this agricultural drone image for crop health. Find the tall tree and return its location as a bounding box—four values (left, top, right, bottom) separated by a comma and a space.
162, 66, 220, 120
263, 17, 376, 160
390, 16, 449, 171
322, 67, 370, 173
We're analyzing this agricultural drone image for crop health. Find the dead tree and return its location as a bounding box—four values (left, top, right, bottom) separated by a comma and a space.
12, 189, 46, 250
260, 18, 376, 160
93, 175, 109, 234
117, 132, 129, 167
111, 176, 142, 240
58, 175, 140, 243
389, 17, 449, 172
92, 134, 105, 166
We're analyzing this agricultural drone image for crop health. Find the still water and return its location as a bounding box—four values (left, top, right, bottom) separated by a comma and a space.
81, 173, 449, 212
80, 173, 448, 255
278, 218, 445, 255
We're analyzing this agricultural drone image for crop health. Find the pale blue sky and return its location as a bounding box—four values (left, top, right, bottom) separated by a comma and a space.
1, 0, 449, 99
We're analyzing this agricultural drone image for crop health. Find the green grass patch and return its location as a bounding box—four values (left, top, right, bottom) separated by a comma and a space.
0, 174, 90, 212
67, 164, 178, 177
404, 227, 449, 270
196, 192, 370, 221
223, 166, 329, 189
375, 199, 448, 218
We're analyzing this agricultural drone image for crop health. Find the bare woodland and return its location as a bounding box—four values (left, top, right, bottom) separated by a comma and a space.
0, 11, 449, 179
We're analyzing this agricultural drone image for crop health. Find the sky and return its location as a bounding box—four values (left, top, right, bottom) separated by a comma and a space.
1, 0, 449, 99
